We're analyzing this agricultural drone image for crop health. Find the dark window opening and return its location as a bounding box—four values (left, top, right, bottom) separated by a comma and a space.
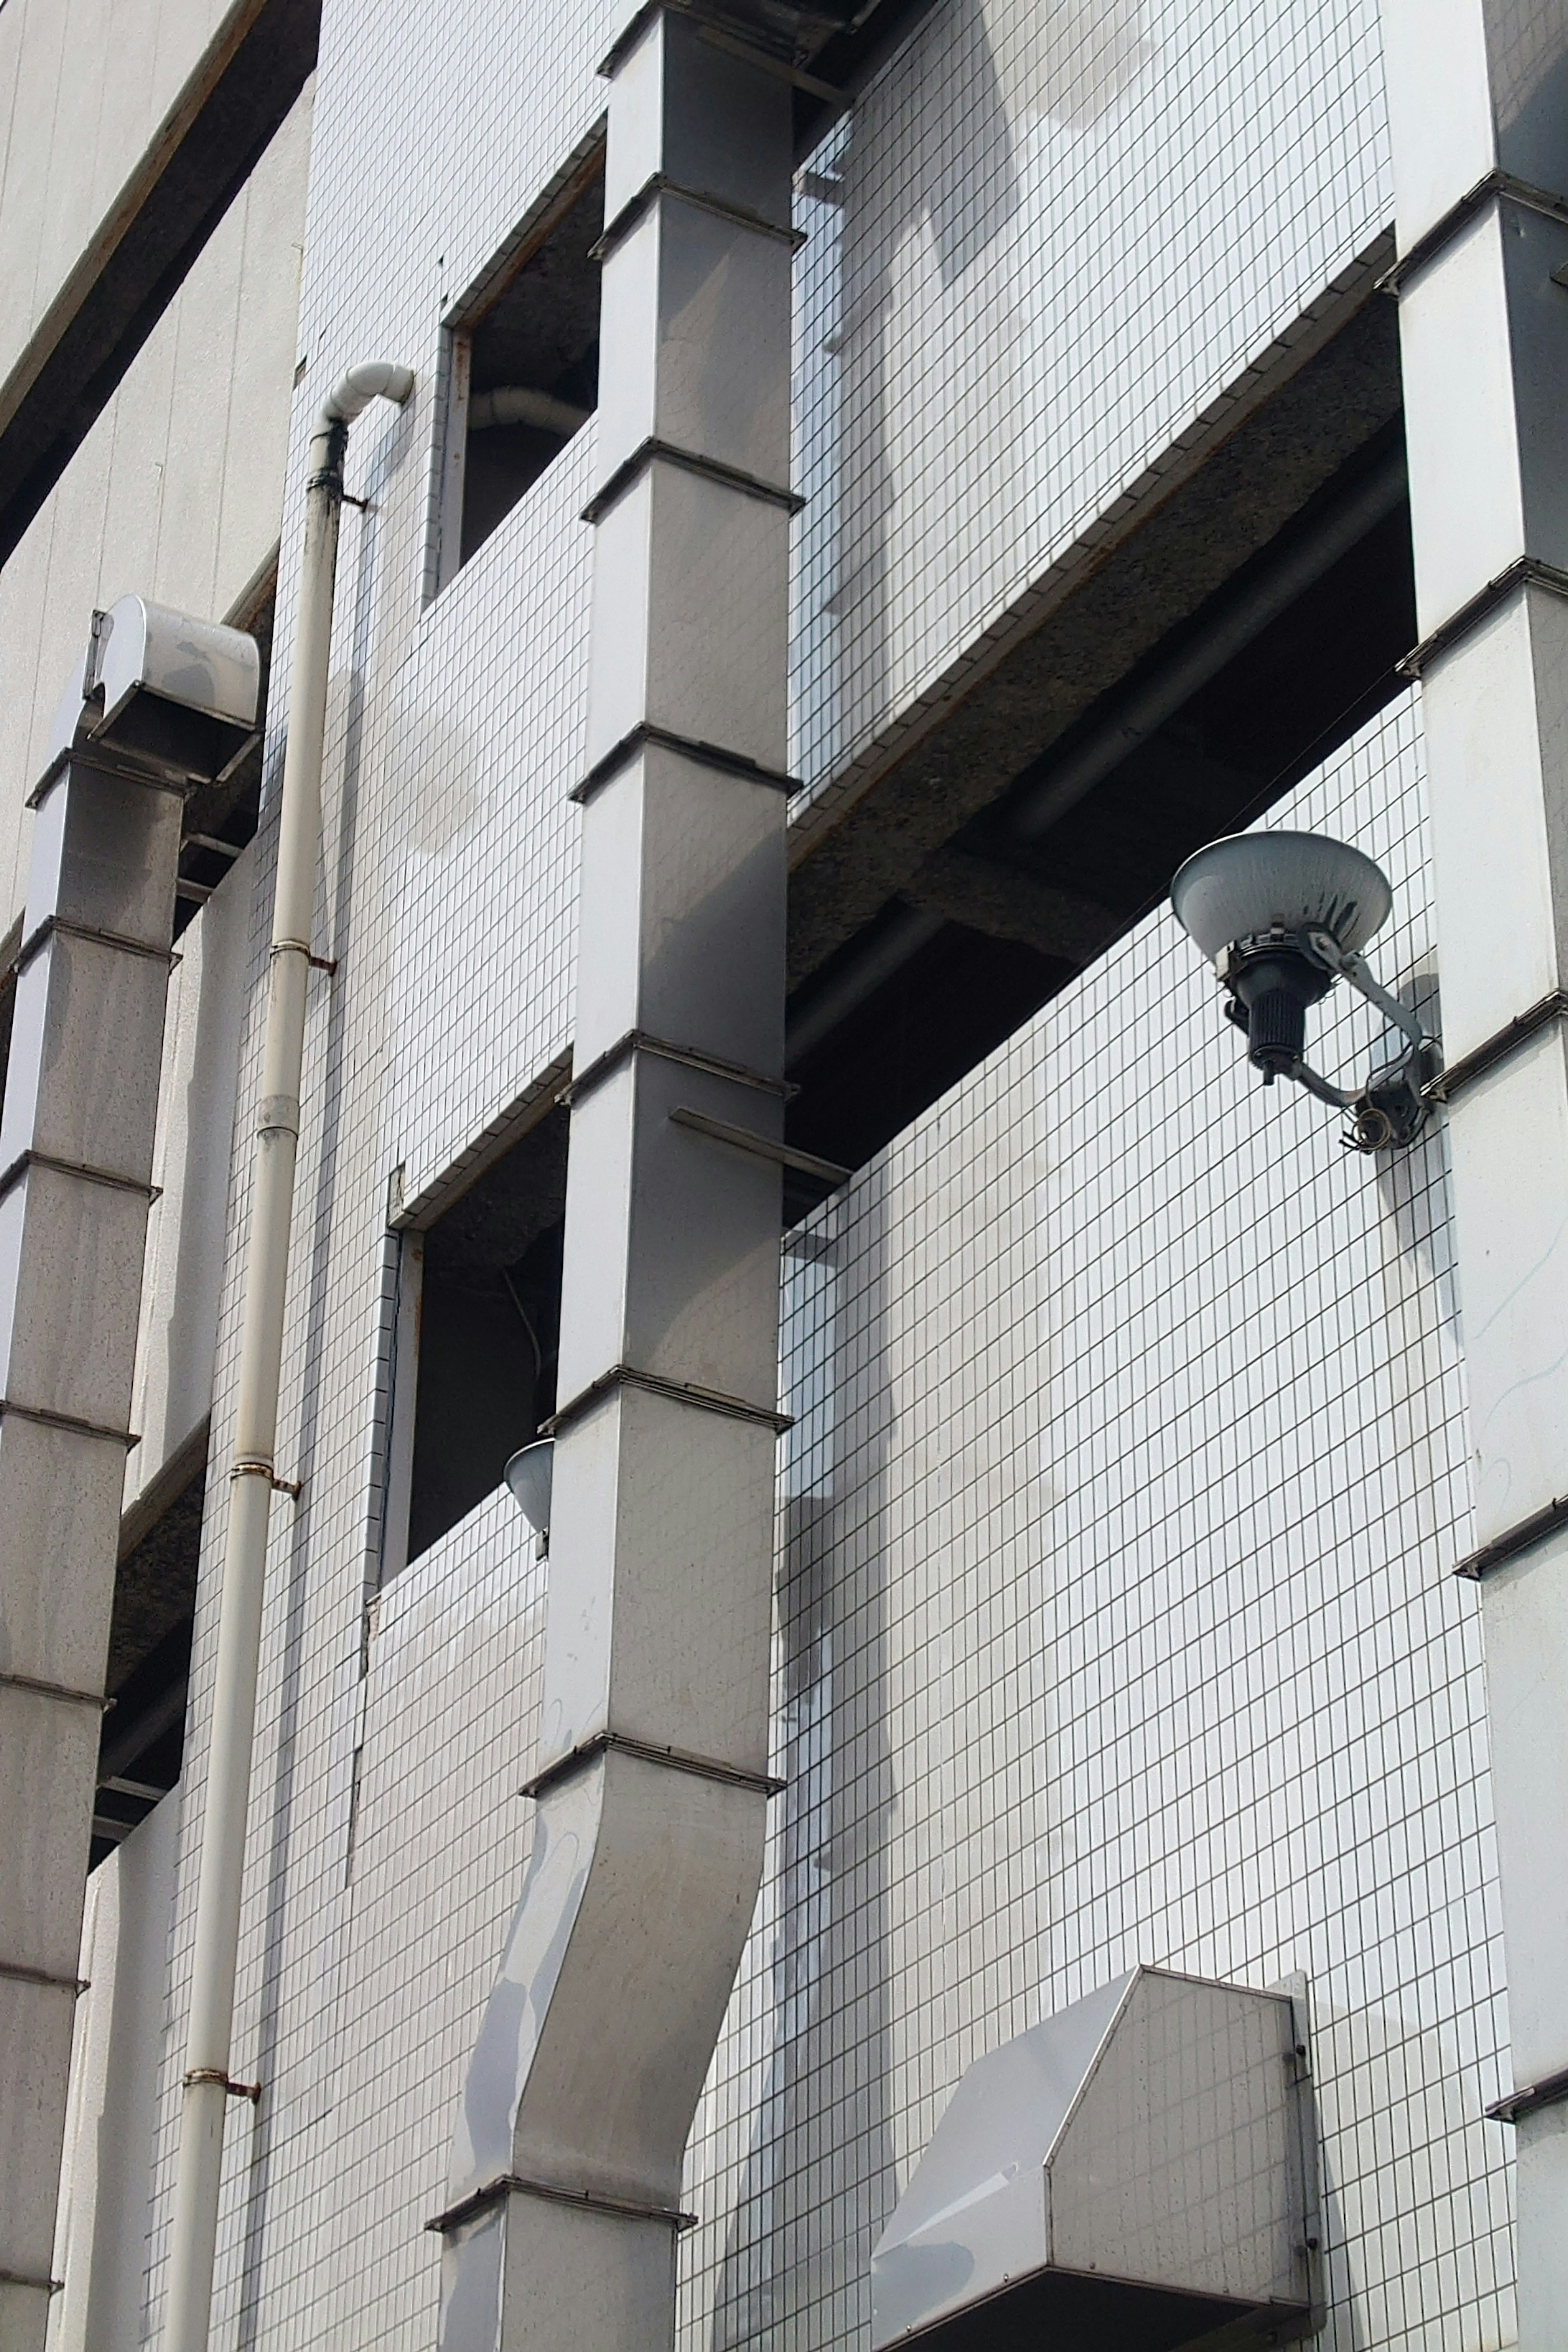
451, 154, 604, 573
173, 557, 276, 940
405, 1105, 568, 1564
91, 1417, 208, 1869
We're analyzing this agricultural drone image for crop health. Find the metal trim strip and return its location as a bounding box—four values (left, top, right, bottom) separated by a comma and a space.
1425, 991, 1568, 1105
669, 1102, 849, 1183
1398, 556, 1568, 679
1486, 2065, 1568, 2125
1376, 169, 1568, 298
520, 1727, 785, 1802
1454, 1492, 1568, 1582
543, 1361, 792, 1437
581, 434, 803, 526
428, 2169, 697, 2238
572, 718, 801, 804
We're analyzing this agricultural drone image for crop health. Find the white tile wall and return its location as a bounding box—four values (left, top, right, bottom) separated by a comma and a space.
118, 4, 1510, 2348
140, 2, 617, 2340
682, 693, 1513, 2352
790, 0, 1394, 791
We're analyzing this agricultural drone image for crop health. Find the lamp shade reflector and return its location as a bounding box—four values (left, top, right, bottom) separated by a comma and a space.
504, 1439, 553, 1536
1171, 831, 1392, 960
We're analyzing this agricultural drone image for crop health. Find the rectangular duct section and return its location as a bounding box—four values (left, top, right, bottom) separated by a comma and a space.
870, 1967, 1319, 2352
0, 597, 256, 2352
432, 13, 795, 2352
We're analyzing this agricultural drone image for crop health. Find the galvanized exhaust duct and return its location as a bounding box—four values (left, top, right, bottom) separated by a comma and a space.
871, 1967, 1320, 2352
434, 9, 796, 2348
0, 597, 258, 2352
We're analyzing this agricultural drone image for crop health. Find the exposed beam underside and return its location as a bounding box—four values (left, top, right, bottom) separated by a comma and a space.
782, 252, 1412, 1196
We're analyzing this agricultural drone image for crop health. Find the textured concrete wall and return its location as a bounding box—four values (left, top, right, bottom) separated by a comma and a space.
0, 0, 243, 391
0, 78, 310, 924
48, 1800, 180, 2352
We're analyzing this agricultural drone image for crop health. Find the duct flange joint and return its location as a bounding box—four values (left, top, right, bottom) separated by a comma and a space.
0, 1671, 105, 1708
543, 1361, 793, 1438
427, 2171, 698, 2238
0, 1961, 89, 1995
0, 2271, 64, 2298
0, 1149, 161, 1205
521, 1727, 786, 1802
581, 435, 804, 526
592, 170, 806, 262
565, 1027, 793, 1108
1486, 2065, 1568, 2125
14, 914, 176, 973
572, 719, 801, 804
0, 1397, 138, 1449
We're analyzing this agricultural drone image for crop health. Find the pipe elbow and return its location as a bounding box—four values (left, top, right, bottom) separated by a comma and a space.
467, 384, 590, 437
321, 360, 415, 427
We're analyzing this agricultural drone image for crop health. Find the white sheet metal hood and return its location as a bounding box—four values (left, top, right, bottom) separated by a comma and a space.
870, 1967, 1317, 2351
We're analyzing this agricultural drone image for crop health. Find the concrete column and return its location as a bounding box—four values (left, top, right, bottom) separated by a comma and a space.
0, 600, 254, 2352
436, 11, 795, 2349
1379, 4, 1568, 2337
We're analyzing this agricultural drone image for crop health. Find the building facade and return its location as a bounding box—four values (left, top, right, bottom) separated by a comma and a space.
1, 0, 1564, 2348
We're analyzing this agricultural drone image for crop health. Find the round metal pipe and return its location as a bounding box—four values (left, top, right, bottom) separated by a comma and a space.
1008, 443, 1407, 842
163, 363, 410, 2352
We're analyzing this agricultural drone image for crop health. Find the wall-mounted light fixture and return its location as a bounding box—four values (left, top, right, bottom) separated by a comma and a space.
1171, 831, 1441, 1151
504, 1437, 553, 1557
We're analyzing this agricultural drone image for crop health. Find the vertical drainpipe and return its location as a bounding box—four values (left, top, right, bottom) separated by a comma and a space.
163, 361, 411, 2352
434, 9, 797, 2347
1379, 4, 1568, 2339
0, 602, 258, 2352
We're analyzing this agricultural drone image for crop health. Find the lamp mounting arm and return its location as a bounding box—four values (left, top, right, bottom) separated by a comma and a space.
1303, 927, 1430, 1050
1289, 1058, 1359, 1111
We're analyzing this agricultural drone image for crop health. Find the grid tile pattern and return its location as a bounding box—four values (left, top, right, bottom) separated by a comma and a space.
318, 1491, 546, 2349
789, 0, 1392, 791
120, 5, 1507, 2348
384, 425, 592, 1205
139, 1, 616, 2340
682, 693, 1514, 2352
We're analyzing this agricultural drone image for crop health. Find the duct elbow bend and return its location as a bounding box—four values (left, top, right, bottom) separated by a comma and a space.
321, 360, 415, 428
435, 1752, 769, 2343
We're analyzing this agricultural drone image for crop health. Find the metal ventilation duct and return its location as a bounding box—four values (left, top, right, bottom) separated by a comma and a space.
870, 1968, 1319, 2352
0, 595, 257, 2352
